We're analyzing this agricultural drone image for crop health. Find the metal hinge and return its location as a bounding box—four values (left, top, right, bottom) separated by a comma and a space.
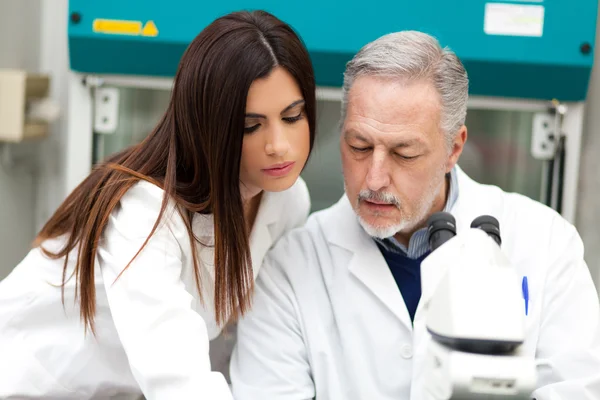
532, 100, 568, 212
93, 87, 120, 134
531, 112, 557, 160
531, 100, 567, 160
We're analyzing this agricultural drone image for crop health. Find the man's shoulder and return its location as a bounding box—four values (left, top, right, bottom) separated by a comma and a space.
463, 172, 579, 249
484, 181, 572, 231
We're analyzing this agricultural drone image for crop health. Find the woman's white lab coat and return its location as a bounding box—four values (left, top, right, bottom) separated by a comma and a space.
0, 177, 310, 400
231, 167, 600, 400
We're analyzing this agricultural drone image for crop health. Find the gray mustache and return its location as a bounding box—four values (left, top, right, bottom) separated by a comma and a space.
358, 190, 400, 208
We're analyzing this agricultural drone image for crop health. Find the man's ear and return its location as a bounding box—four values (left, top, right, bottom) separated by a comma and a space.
446, 125, 467, 173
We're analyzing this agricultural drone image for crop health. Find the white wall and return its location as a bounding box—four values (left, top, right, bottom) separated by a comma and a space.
0, 0, 69, 279
0, 0, 42, 278
36, 0, 69, 230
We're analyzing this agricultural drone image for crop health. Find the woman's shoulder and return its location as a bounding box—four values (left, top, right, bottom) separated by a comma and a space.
109, 180, 187, 240
121, 179, 166, 203
116, 180, 169, 219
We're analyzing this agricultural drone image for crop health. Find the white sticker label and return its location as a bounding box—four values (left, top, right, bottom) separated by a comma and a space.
484, 3, 545, 37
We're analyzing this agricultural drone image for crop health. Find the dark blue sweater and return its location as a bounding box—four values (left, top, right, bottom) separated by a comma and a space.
376, 242, 429, 323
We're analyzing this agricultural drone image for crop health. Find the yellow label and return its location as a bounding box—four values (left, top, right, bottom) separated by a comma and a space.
93, 19, 142, 36
142, 21, 159, 37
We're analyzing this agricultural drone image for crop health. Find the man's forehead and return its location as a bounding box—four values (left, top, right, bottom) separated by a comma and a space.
347, 76, 441, 112
343, 125, 427, 148
344, 78, 442, 140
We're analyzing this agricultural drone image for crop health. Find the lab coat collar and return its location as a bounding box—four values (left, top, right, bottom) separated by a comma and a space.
319, 195, 413, 328
318, 165, 477, 329
192, 190, 280, 282
322, 165, 475, 248
248, 191, 281, 279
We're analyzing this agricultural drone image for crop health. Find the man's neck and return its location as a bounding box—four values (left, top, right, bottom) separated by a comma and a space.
393, 174, 450, 247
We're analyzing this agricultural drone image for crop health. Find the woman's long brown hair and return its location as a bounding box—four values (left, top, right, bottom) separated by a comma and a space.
34, 10, 316, 335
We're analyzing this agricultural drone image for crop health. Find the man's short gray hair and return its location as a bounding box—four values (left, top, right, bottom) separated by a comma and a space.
342, 31, 469, 146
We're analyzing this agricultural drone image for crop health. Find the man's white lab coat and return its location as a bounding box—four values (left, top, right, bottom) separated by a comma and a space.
231, 167, 600, 400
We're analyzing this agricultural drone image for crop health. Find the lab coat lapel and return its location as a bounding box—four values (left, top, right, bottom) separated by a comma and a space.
322, 195, 413, 329
192, 212, 217, 283
248, 192, 278, 280
192, 191, 278, 284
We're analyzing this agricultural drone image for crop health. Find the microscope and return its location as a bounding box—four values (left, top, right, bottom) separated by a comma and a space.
420, 212, 537, 399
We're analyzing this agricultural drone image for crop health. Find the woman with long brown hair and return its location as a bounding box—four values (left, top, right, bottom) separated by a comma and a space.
0, 10, 316, 400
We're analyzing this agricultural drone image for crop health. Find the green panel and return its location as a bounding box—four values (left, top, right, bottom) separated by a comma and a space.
69, 0, 598, 100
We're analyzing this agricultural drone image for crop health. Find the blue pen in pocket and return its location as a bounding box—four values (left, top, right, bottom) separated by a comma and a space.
522, 276, 529, 316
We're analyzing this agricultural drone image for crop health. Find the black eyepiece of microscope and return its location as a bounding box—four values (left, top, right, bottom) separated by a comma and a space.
470, 215, 501, 246
427, 212, 457, 251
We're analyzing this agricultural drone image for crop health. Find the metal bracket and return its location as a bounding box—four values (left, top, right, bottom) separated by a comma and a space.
531, 112, 557, 160
534, 100, 568, 212
93, 87, 120, 134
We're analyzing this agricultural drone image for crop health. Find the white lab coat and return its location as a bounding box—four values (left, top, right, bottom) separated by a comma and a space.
231, 166, 600, 400
0, 177, 310, 400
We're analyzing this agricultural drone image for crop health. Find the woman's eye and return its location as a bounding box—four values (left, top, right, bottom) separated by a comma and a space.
283, 113, 303, 123
244, 124, 260, 134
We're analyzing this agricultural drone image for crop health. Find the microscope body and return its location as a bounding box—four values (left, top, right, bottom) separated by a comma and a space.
421, 216, 537, 399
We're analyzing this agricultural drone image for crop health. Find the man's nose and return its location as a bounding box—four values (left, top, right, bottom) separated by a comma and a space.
365, 152, 390, 192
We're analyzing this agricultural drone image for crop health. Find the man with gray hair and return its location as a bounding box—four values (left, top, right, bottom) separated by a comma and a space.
231, 31, 600, 399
